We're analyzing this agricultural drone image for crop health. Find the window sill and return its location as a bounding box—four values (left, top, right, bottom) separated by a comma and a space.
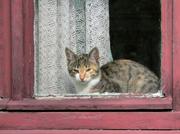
1, 96, 172, 111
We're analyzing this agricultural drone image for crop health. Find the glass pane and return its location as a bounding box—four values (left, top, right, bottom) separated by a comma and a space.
34, 0, 162, 97
34, 0, 112, 97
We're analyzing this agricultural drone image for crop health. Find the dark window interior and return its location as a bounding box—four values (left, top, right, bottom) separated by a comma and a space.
109, 0, 161, 77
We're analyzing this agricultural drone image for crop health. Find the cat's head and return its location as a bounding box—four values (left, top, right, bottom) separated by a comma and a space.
65, 47, 100, 83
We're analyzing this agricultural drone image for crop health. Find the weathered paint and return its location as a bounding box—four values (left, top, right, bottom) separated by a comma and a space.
11, 0, 24, 100
10, 0, 34, 100
6, 0, 173, 110
6, 97, 172, 110
161, 0, 173, 96
0, 112, 180, 130
173, 0, 180, 111
1, 0, 180, 132
23, 0, 34, 98
0, 130, 179, 134
0, 0, 11, 97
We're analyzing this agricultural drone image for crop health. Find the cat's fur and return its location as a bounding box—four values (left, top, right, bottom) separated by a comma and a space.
65, 47, 159, 94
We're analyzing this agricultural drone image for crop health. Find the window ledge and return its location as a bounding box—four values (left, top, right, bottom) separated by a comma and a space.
2, 96, 172, 111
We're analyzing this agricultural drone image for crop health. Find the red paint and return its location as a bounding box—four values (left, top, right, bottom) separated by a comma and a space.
11, 0, 24, 100
23, 0, 34, 98
0, 112, 180, 130
5, 0, 173, 110
6, 97, 172, 110
0, 130, 179, 134
1, 0, 180, 132
161, 0, 173, 96
0, 0, 175, 111
0, 0, 11, 97
10, 0, 34, 99
173, 0, 180, 111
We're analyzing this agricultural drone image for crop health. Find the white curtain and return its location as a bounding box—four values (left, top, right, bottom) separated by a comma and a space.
34, 0, 112, 97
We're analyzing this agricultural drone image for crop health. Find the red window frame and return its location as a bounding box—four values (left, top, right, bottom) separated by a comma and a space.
0, 0, 175, 111
1, 0, 180, 132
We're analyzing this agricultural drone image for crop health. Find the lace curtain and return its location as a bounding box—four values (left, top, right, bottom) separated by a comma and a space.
34, 0, 112, 96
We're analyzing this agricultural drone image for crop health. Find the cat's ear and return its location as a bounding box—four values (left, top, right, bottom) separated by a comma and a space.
89, 47, 99, 63
65, 48, 76, 63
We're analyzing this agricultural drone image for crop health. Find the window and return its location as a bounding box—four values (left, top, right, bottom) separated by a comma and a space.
34, 0, 165, 98
0, 0, 174, 110
1, 0, 180, 132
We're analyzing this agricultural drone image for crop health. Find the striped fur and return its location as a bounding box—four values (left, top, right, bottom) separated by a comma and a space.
65, 47, 160, 94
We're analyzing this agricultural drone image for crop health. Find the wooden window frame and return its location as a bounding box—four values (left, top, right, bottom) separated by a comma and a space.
0, 131, 180, 134
0, 0, 175, 111
1, 0, 180, 132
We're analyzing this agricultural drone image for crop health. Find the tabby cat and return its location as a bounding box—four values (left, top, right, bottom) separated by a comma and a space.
65, 47, 159, 94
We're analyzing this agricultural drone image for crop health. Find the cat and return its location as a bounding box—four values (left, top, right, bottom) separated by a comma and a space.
65, 47, 160, 94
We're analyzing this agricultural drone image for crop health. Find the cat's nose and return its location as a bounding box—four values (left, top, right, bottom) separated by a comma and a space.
80, 78, 84, 81
80, 77, 85, 81
80, 75, 85, 81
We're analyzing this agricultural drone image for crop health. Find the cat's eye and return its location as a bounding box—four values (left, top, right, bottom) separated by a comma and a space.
86, 68, 91, 72
73, 69, 79, 73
